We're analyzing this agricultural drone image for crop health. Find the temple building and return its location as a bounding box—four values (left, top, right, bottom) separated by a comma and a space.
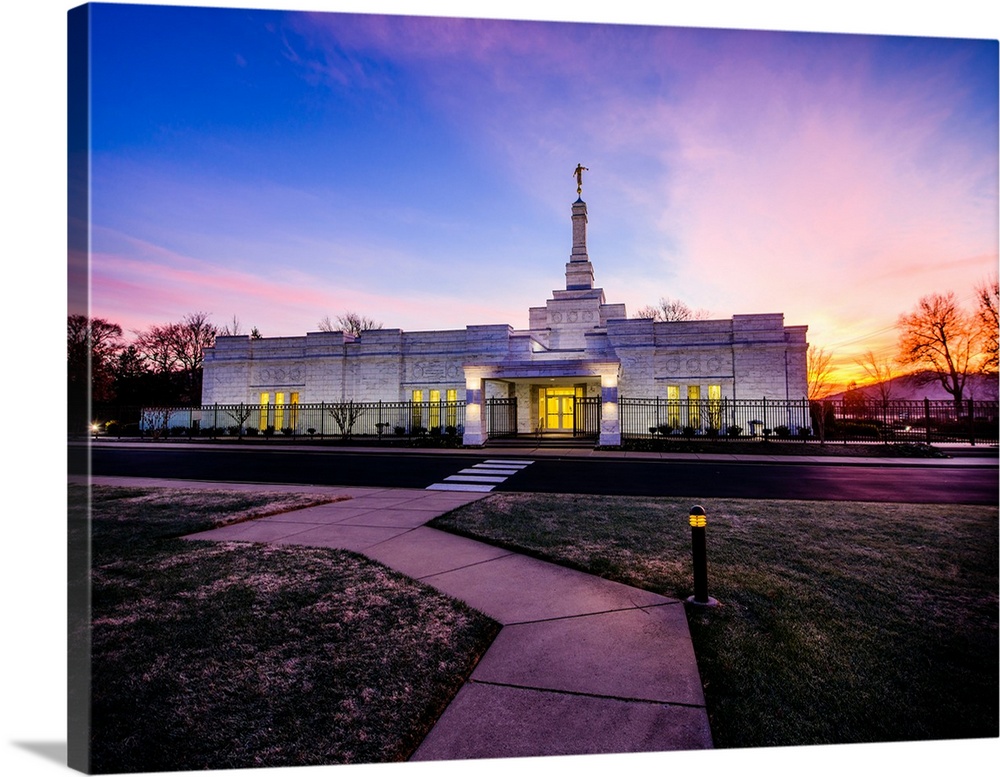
201, 175, 809, 446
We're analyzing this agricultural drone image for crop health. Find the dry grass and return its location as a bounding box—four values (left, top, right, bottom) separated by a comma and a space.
72, 485, 499, 773
431, 493, 999, 748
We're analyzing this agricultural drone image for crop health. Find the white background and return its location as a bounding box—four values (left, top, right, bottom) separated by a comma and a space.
4, 2, 997, 776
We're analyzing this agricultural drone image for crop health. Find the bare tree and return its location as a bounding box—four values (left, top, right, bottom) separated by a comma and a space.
219, 315, 243, 337
318, 312, 384, 337
856, 350, 896, 404
897, 292, 981, 411
68, 315, 124, 398
975, 274, 999, 374
633, 297, 710, 322
133, 312, 218, 404
807, 345, 835, 400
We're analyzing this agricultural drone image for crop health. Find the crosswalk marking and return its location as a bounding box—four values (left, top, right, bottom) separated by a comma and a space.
445, 474, 507, 483
426, 459, 535, 492
426, 483, 495, 493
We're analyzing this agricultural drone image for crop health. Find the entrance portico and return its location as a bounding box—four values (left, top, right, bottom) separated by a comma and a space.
461, 359, 622, 447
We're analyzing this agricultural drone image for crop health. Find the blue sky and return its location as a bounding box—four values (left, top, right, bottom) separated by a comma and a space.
76, 3, 998, 389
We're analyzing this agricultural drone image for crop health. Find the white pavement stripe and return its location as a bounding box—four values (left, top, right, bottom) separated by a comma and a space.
444, 475, 507, 483
462, 467, 520, 476
426, 483, 496, 492
484, 459, 534, 467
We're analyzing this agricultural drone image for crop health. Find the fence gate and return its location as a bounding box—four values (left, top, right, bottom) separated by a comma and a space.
574, 396, 600, 438
486, 398, 518, 438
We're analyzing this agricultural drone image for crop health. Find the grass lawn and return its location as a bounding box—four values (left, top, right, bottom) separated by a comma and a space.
430, 493, 998, 749
70, 485, 500, 773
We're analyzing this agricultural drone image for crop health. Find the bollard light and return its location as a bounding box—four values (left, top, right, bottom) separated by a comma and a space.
687, 505, 718, 607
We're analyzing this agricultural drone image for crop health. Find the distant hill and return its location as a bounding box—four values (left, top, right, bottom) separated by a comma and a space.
824, 371, 999, 402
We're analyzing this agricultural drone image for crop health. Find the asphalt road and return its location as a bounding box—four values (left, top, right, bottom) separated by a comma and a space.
76, 443, 999, 505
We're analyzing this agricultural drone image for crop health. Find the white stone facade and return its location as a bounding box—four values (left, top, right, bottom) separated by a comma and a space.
202, 197, 809, 446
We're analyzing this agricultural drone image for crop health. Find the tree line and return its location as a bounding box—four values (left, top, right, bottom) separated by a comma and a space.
807, 276, 998, 407
68, 310, 380, 424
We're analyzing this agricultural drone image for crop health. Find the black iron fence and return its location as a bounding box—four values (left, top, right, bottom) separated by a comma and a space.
486, 398, 518, 438
91, 401, 466, 442
574, 396, 601, 438
87, 396, 998, 445
619, 397, 999, 445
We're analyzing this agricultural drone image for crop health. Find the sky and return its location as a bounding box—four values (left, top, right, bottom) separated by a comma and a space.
74, 3, 998, 391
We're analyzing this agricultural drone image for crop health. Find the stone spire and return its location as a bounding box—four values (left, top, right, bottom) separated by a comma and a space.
566, 183, 595, 291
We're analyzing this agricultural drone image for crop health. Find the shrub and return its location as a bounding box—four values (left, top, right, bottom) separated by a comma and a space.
774, 425, 792, 438
705, 427, 720, 438
307, 428, 317, 436
798, 426, 813, 438
726, 425, 742, 437
280, 427, 294, 436
657, 424, 674, 436
263, 425, 276, 438
394, 426, 406, 436
682, 425, 697, 438
244, 427, 259, 437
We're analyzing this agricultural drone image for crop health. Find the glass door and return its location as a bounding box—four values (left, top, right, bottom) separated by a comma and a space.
541, 387, 577, 431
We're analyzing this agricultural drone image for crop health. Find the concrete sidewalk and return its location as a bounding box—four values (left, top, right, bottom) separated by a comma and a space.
90, 475, 713, 759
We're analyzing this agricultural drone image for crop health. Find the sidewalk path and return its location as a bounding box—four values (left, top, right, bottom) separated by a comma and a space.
89, 476, 713, 759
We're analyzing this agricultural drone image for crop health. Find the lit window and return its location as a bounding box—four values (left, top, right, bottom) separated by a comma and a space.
687, 385, 701, 428
259, 392, 270, 430
275, 392, 285, 430
666, 385, 680, 427
708, 385, 722, 428
429, 389, 441, 429
411, 389, 423, 431
446, 389, 458, 427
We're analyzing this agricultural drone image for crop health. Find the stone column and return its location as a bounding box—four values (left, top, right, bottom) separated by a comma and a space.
599, 371, 621, 446
462, 369, 488, 446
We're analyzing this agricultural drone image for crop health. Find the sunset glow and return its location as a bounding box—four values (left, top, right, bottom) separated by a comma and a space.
80, 2, 998, 395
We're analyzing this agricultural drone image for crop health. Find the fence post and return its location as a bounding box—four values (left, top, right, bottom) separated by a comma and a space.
968, 398, 976, 446
924, 398, 931, 445
320, 401, 325, 437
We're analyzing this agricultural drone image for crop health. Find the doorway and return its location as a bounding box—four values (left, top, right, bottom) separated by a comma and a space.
539, 386, 583, 432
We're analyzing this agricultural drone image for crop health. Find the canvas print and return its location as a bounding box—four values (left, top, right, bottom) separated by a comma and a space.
67, 2, 998, 775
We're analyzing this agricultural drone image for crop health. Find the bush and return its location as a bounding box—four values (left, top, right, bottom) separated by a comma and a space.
682, 425, 697, 438
280, 427, 294, 436
774, 425, 792, 438
657, 424, 674, 436
307, 428, 317, 436
244, 427, 259, 437
726, 425, 743, 437
263, 425, 276, 438
798, 426, 813, 438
